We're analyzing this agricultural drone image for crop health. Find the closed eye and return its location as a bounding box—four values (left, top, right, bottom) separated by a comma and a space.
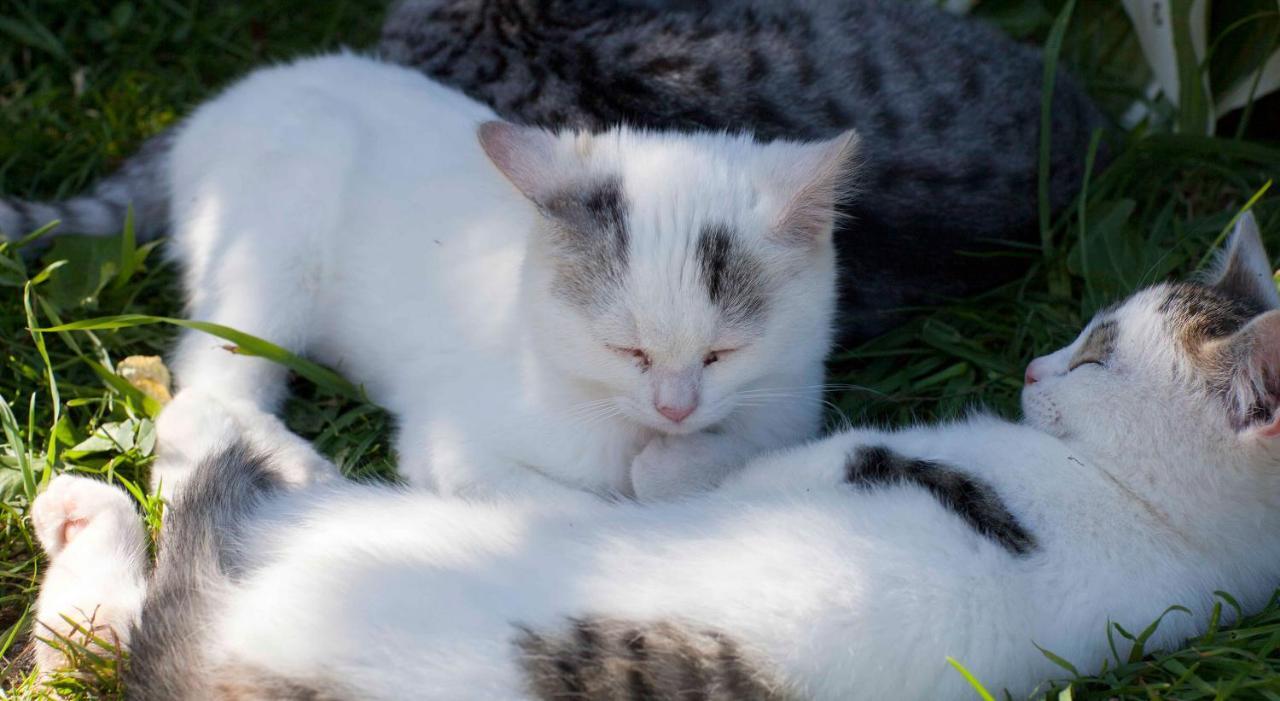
1068, 320, 1117, 373
607, 345, 651, 371
704, 348, 739, 366
1068, 357, 1104, 372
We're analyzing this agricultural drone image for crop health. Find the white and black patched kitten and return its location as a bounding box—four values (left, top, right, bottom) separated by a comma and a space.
30, 214, 1280, 699
0, 0, 1105, 341
66, 53, 854, 502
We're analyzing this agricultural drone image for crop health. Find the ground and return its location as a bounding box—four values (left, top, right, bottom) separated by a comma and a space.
1, 0, 1279, 698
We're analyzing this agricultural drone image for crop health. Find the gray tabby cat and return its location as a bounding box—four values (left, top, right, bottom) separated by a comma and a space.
0, 0, 1105, 340
380, 0, 1107, 339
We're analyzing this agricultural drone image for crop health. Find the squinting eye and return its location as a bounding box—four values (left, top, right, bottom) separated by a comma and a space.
609, 345, 651, 370
704, 348, 738, 366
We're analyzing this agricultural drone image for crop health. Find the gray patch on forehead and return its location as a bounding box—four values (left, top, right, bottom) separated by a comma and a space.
543, 177, 631, 312
1159, 283, 1275, 430
515, 617, 788, 701
1070, 319, 1117, 367
696, 223, 768, 327
1159, 283, 1264, 351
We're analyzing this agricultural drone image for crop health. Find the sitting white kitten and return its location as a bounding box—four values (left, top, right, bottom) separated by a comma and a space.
146, 53, 853, 501
30, 214, 1280, 699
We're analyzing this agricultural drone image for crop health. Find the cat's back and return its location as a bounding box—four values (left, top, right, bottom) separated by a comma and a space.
166, 53, 531, 397
170, 52, 496, 197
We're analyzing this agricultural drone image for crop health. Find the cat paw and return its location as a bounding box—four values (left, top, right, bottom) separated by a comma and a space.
30, 475, 139, 559
630, 436, 720, 502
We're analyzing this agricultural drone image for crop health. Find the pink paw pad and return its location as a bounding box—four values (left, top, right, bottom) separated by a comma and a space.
30, 475, 136, 558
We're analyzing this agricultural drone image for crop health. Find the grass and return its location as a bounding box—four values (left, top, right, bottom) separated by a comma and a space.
0, 0, 1279, 698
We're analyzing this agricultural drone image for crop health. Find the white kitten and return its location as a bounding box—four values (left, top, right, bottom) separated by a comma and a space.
32, 215, 1280, 699
156, 52, 853, 502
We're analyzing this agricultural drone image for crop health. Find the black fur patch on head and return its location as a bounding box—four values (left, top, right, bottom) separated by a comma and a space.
1160, 283, 1266, 352
845, 446, 1037, 556
696, 223, 767, 327
542, 177, 632, 311
1157, 284, 1280, 431
515, 617, 786, 701
1070, 318, 1117, 369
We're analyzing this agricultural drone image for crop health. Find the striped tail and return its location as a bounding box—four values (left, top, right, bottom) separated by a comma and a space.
123, 443, 283, 701
1, 129, 175, 246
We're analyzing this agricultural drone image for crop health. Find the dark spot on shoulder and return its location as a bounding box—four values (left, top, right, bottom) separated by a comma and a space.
845, 446, 1037, 556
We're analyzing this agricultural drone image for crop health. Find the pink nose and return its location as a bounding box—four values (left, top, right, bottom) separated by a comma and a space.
1024, 359, 1044, 385
657, 403, 696, 423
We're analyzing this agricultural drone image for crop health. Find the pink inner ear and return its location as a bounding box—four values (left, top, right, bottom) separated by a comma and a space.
1257, 415, 1280, 438
476, 121, 558, 204
772, 130, 859, 246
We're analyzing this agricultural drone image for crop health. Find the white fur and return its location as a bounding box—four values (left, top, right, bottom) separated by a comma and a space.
29, 475, 148, 673
159, 53, 844, 500
31, 220, 1280, 698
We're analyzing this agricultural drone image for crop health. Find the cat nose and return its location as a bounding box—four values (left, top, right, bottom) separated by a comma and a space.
1025, 358, 1046, 385
656, 402, 696, 423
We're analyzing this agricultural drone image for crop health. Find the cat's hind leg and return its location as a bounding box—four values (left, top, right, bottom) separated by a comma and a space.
29, 475, 149, 675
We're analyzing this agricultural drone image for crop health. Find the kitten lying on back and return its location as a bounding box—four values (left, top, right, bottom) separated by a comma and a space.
31, 214, 1280, 699
1, 0, 1104, 342
94, 54, 853, 501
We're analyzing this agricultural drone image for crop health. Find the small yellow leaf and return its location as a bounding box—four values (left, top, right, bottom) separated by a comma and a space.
115, 355, 172, 405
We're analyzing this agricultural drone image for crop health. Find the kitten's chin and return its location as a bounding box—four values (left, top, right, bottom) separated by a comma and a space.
1020, 390, 1068, 438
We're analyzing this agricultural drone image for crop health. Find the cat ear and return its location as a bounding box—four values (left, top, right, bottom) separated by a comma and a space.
1209, 212, 1279, 310
477, 121, 564, 205
771, 130, 860, 247
1217, 309, 1280, 438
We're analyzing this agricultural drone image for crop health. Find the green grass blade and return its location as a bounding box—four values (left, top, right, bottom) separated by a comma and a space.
947, 656, 997, 701
0, 394, 35, 500
1170, 0, 1210, 134
113, 206, 138, 290
1037, 0, 1077, 261
38, 315, 365, 402
1194, 179, 1273, 271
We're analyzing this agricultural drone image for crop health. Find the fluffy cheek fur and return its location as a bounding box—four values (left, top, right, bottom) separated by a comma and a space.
1026, 368, 1151, 444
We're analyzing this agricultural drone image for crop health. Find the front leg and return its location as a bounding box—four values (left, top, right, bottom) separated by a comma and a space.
631, 393, 822, 501
154, 388, 339, 502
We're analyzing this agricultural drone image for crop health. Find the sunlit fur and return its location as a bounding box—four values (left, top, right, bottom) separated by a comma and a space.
31, 216, 1280, 699
159, 53, 851, 500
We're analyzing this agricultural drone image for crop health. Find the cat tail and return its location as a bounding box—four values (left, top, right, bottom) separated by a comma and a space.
1, 129, 175, 248
124, 442, 283, 701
